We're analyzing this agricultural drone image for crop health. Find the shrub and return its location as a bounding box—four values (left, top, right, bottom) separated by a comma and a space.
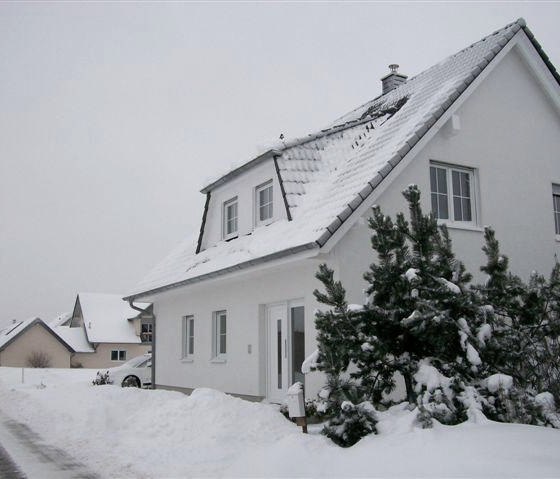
92, 371, 112, 385
26, 351, 51, 368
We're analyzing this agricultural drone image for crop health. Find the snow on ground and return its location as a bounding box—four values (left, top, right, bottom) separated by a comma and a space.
0, 368, 559, 478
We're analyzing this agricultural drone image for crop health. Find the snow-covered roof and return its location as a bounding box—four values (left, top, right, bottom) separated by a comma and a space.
53, 325, 95, 353
78, 293, 151, 344
127, 19, 559, 300
49, 312, 72, 329
0, 317, 75, 353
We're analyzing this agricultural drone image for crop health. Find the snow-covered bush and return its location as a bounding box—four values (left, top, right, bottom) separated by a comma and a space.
92, 371, 112, 386
323, 400, 377, 447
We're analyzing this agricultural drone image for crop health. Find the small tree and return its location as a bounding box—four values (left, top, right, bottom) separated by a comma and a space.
358, 186, 486, 424
26, 351, 51, 368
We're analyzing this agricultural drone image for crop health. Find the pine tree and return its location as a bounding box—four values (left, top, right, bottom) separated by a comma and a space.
357, 185, 486, 424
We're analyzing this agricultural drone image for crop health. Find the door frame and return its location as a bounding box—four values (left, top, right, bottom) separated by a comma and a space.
265, 299, 304, 403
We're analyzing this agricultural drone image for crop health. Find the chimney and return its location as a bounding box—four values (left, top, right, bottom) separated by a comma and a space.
381, 64, 407, 95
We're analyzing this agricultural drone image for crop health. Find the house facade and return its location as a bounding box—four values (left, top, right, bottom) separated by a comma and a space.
53, 293, 152, 369
0, 317, 74, 368
126, 19, 560, 402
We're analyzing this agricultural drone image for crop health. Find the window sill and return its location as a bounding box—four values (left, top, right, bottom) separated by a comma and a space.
181, 358, 194, 363
255, 219, 274, 229
437, 220, 484, 233
210, 357, 227, 364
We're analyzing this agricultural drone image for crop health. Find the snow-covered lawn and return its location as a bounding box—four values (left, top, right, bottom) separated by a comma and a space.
0, 368, 559, 478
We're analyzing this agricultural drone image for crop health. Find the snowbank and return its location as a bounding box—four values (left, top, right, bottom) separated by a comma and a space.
0, 368, 559, 478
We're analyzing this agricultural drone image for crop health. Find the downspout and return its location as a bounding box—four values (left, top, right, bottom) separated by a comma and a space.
129, 299, 156, 390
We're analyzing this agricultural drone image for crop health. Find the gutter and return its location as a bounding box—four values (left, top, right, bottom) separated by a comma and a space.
128, 300, 156, 390
125, 241, 319, 302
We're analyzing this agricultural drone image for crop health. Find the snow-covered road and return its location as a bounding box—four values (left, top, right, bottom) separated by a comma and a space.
0, 408, 97, 478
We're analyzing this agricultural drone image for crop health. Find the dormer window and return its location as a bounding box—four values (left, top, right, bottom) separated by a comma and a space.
255, 180, 273, 226
223, 197, 238, 240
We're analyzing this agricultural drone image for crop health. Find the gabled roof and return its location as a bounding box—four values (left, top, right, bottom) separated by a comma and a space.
77, 293, 151, 344
53, 325, 95, 353
126, 18, 559, 300
0, 317, 75, 353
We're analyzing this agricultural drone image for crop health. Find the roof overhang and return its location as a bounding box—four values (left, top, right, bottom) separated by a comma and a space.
124, 241, 319, 302
200, 149, 283, 194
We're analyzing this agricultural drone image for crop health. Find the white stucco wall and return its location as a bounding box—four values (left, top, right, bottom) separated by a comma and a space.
153, 256, 327, 398
200, 158, 287, 250
332, 45, 560, 303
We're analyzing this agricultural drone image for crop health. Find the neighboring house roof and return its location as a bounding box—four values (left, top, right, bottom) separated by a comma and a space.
78, 293, 151, 344
0, 317, 75, 353
49, 312, 72, 329
126, 18, 559, 300
52, 325, 95, 353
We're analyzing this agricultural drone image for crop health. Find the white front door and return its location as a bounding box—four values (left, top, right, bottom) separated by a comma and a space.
267, 303, 289, 403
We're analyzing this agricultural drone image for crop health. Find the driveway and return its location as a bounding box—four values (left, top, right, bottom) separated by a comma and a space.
0, 410, 97, 479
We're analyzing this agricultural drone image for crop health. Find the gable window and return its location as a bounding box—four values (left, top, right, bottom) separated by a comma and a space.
141, 322, 153, 343
223, 197, 238, 240
212, 310, 227, 359
430, 163, 476, 223
553, 185, 560, 235
111, 350, 126, 361
181, 315, 194, 359
255, 180, 273, 226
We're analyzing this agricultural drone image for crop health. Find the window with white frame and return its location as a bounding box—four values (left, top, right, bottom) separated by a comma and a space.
430, 163, 476, 223
111, 350, 126, 361
223, 197, 238, 239
182, 315, 194, 358
255, 180, 273, 225
212, 310, 227, 359
553, 185, 560, 235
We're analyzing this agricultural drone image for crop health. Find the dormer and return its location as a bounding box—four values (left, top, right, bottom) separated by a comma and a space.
197, 150, 288, 252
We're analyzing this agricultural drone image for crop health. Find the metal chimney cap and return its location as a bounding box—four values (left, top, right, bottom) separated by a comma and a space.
389, 64, 399, 73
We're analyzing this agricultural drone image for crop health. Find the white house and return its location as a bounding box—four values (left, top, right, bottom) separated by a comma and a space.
52, 293, 152, 368
125, 19, 560, 402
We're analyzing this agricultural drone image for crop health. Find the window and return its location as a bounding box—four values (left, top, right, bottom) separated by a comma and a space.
256, 181, 273, 225
212, 310, 227, 359
141, 322, 153, 343
553, 185, 560, 235
182, 315, 194, 358
111, 350, 126, 361
223, 197, 238, 239
430, 163, 475, 223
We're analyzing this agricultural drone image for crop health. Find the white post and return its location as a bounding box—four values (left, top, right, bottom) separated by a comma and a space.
21, 367, 24, 384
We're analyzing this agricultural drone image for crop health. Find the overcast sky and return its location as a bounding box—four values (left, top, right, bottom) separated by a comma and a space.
1, 2, 559, 321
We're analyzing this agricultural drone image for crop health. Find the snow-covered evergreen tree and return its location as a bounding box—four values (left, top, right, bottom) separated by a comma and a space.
358, 185, 486, 424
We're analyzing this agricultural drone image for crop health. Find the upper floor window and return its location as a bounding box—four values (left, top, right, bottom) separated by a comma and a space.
553, 184, 560, 235
430, 163, 476, 223
140, 322, 153, 343
223, 197, 238, 240
255, 181, 273, 226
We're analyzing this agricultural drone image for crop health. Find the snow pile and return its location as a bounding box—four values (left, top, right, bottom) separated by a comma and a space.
0, 368, 559, 478
486, 374, 514, 394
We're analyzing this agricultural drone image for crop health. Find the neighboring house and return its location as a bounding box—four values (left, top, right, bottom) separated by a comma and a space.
52, 293, 152, 369
0, 317, 74, 368
125, 19, 560, 402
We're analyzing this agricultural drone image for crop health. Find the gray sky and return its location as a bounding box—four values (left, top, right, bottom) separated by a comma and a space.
2, 2, 559, 321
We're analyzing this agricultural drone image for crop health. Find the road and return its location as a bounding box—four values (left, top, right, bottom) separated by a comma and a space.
0, 409, 98, 479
